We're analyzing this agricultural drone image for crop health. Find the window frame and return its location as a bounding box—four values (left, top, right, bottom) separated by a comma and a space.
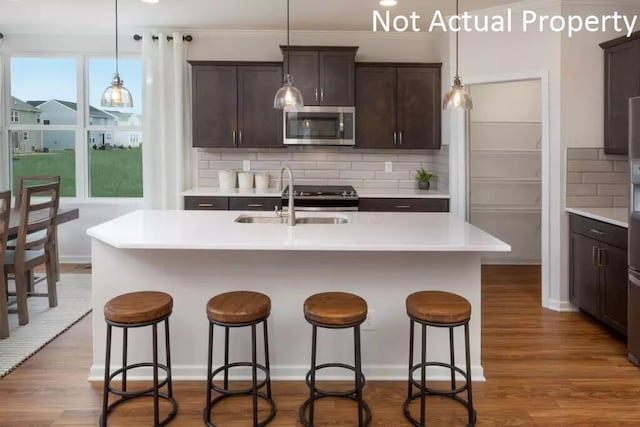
2, 53, 143, 202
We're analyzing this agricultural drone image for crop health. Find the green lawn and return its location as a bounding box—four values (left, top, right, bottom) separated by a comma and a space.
12, 147, 143, 198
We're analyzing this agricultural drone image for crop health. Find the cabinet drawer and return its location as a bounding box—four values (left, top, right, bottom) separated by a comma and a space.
570, 214, 627, 250
229, 197, 281, 211
184, 196, 229, 210
359, 198, 449, 212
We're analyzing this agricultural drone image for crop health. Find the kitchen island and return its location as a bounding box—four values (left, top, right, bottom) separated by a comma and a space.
87, 210, 509, 382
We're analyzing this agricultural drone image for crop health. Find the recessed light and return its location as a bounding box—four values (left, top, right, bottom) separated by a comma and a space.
379, 0, 398, 6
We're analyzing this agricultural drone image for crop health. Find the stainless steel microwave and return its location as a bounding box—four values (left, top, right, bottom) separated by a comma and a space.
283, 106, 355, 146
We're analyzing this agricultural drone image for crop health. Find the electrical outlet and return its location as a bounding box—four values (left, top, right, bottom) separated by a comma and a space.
243, 160, 251, 171
362, 309, 376, 331
385, 161, 393, 173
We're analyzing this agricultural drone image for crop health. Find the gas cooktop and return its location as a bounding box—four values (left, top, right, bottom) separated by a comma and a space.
282, 185, 358, 198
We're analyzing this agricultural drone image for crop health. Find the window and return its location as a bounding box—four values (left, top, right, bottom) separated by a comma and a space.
7, 56, 143, 198
88, 57, 143, 197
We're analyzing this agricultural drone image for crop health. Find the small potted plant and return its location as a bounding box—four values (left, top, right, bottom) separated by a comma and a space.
415, 168, 435, 190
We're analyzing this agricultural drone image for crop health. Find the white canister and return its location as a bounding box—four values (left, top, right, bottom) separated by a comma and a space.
255, 173, 270, 190
218, 169, 237, 189
238, 172, 254, 189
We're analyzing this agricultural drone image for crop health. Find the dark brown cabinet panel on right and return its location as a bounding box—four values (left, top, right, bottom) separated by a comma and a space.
356, 63, 441, 150
569, 213, 628, 335
359, 198, 449, 212
600, 32, 640, 155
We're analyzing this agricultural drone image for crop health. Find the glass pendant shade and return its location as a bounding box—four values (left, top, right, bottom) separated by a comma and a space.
101, 73, 133, 108
274, 74, 304, 110
443, 76, 473, 111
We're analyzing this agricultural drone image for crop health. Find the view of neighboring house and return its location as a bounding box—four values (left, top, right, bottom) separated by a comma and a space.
9, 96, 43, 152
9, 98, 142, 152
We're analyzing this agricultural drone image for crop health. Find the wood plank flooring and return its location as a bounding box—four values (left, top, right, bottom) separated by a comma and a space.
1, 265, 639, 426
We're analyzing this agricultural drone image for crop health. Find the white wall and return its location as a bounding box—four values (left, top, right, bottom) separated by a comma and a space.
468, 80, 542, 122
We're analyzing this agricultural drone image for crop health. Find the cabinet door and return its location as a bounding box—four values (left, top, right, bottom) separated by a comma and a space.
600, 243, 628, 334
319, 51, 355, 105
397, 67, 441, 149
285, 51, 319, 106
229, 197, 281, 211
184, 196, 229, 210
570, 232, 601, 317
359, 198, 449, 212
192, 65, 238, 148
355, 66, 397, 149
238, 65, 284, 148
604, 40, 640, 155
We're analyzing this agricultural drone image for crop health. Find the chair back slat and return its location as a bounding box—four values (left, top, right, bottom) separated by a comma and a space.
14, 176, 60, 209
0, 191, 10, 263
15, 182, 60, 256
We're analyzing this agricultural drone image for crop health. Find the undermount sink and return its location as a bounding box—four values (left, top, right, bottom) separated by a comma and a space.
234, 215, 348, 225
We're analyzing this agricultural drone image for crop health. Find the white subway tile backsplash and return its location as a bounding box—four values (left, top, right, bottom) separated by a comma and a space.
352, 162, 385, 171
582, 173, 628, 184
393, 162, 422, 171
305, 170, 340, 179
292, 152, 329, 161
328, 179, 364, 187
615, 161, 630, 172
567, 148, 599, 160
567, 160, 613, 173
375, 171, 411, 180
363, 180, 399, 189
209, 160, 243, 170
362, 153, 398, 161
199, 151, 221, 160
327, 152, 364, 161
221, 152, 258, 160
317, 161, 351, 170
339, 170, 375, 179
251, 161, 282, 170
258, 152, 293, 160
283, 161, 318, 170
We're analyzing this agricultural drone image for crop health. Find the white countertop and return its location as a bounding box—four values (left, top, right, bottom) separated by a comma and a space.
566, 207, 629, 228
87, 210, 510, 252
183, 187, 450, 199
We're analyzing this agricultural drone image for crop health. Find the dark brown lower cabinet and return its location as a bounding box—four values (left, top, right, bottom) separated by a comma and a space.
185, 196, 280, 211
569, 213, 628, 335
359, 198, 449, 212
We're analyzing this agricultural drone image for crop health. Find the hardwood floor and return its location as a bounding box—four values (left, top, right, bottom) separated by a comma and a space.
1, 265, 639, 426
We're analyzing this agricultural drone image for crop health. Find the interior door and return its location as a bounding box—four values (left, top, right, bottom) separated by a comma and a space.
355, 66, 396, 149
396, 67, 441, 149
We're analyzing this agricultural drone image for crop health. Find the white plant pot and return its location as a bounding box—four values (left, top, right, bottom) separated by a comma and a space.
238, 172, 254, 189
218, 170, 237, 189
255, 173, 270, 190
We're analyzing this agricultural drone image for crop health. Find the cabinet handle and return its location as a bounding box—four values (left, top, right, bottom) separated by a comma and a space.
393, 131, 397, 145
198, 203, 214, 208
597, 248, 606, 267
399, 131, 403, 145
590, 229, 606, 236
320, 88, 324, 102
238, 131, 243, 145
395, 205, 412, 209
232, 130, 237, 145
592, 246, 598, 265
315, 88, 319, 102
248, 204, 263, 208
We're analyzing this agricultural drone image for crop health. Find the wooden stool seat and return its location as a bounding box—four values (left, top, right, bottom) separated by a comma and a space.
104, 291, 173, 324
406, 291, 471, 324
304, 292, 367, 326
207, 291, 271, 324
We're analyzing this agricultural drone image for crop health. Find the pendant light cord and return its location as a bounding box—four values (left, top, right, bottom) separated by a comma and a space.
115, 0, 119, 76
286, 0, 290, 76
455, 0, 459, 79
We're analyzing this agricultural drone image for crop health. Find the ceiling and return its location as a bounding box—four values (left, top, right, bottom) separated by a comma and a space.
0, 0, 523, 34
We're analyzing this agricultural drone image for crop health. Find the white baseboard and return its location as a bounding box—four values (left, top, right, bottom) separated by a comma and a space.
89, 363, 486, 383
545, 299, 578, 312
60, 255, 92, 264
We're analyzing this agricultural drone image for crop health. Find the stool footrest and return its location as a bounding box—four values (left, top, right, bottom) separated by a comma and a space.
403, 391, 476, 427
304, 363, 366, 397
204, 391, 276, 427
409, 361, 470, 395
100, 391, 178, 427
208, 361, 271, 395
107, 362, 171, 398
300, 394, 372, 427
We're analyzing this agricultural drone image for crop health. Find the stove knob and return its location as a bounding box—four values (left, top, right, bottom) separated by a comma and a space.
342, 191, 348, 196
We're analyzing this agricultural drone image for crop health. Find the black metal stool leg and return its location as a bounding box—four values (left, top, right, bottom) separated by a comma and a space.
152, 322, 160, 427
420, 323, 427, 426
122, 328, 128, 393
224, 326, 230, 391
205, 322, 214, 424
465, 322, 475, 426
101, 324, 112, 427
354, 325, 364, 427
308, 324, 318, 425
251, 324, 259, 427
450, 326, 456, 392
408, 319, 414, 400
263, 319, 273, 399
165, 318, 173, 398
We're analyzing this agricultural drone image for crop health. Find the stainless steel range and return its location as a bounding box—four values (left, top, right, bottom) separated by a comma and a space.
282, 185, 359, 211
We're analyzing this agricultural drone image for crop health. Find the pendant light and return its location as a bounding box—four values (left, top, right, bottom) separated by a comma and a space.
101, 0, 133, 108
443, 0, 472, 111
274, 0, 304, 110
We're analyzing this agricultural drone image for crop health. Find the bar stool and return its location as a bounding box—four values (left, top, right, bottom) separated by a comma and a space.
404, 291, 476, 427
204, 291, 276, 427
300, 292, 372, 427
100, 291, 177, 427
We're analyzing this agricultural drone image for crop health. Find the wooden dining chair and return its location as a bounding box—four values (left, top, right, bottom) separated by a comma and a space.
0, 191, 11, 339
4, 182, 60, 326
12, 175, 62, 283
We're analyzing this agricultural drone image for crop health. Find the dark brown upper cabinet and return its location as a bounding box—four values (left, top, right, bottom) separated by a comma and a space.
356, 63, 441, 150
190, 61, 283, 148
282, 46, 357, 106
600, 32, 640, 155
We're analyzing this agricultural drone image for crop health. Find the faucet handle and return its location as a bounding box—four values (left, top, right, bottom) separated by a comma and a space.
274, 205, 281, 217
